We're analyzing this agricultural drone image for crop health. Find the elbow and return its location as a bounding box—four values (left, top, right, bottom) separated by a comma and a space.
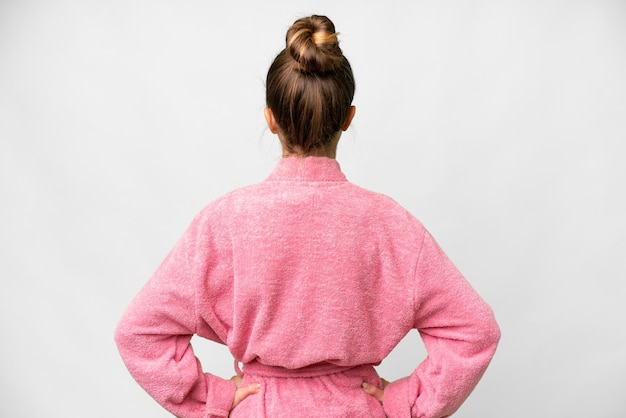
113, 322, 125, 348
485, 321, 501, 357
492, 319, 502, 345
488, 304, 501, 343
113, 317, 136, 356
113, 318, 146, 372
463, 303, 501, 356
479, 305, 501, 355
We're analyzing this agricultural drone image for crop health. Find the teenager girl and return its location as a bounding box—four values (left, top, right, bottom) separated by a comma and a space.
115, 15, 500, 418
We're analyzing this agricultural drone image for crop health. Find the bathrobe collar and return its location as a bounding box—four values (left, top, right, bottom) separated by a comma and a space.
266, 156, 347, 183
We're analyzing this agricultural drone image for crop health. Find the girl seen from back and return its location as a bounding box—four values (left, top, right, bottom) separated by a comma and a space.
115, 15, 500, 418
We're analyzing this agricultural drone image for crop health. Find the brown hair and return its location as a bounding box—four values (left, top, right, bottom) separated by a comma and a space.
266, 15, 355, 153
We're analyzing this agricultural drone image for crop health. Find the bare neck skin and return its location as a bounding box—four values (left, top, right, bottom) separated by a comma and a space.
280, 135, 340, 159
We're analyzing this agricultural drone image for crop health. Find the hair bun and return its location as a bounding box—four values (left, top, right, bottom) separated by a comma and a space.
286, 15, 343, 74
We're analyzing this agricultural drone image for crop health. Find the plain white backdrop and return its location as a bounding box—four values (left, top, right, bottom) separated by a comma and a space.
1, 1, 625, 416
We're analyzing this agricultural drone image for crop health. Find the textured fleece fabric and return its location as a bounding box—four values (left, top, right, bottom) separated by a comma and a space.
115, 156, 500, 418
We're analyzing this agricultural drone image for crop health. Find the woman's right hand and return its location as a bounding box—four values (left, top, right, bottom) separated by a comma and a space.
361, 378, 390, 404
230, 375, 261, 411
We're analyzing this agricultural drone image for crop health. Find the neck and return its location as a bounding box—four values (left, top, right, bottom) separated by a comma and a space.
280, 133, 340, 159
282, 147, 337, 159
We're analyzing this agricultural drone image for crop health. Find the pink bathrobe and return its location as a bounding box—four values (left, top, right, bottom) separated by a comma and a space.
115, 156, 500, 417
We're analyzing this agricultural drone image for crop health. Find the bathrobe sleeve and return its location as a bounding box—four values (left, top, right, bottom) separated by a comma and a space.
382, 229, 501, 418
114, 221, 236, 418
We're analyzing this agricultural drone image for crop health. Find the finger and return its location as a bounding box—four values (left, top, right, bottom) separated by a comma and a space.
243, 383, 261, 396
361, 382, 384, 403
231, 383, 261, 410
234, 383, 261, 405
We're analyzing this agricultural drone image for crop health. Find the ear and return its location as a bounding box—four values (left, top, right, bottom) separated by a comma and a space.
341, 106, 356, 131
264, 107, 279, 134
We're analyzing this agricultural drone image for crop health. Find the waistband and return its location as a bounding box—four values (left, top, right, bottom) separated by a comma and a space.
236, 359, 374, 379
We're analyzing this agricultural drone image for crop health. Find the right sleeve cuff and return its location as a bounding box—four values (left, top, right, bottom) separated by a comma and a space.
382, 376, 412, 418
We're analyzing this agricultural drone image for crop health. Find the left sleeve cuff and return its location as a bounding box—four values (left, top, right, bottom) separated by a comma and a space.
204, 376, 237, 418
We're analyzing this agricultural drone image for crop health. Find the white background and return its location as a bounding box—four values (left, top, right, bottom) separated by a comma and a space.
1, 1, 625, 416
